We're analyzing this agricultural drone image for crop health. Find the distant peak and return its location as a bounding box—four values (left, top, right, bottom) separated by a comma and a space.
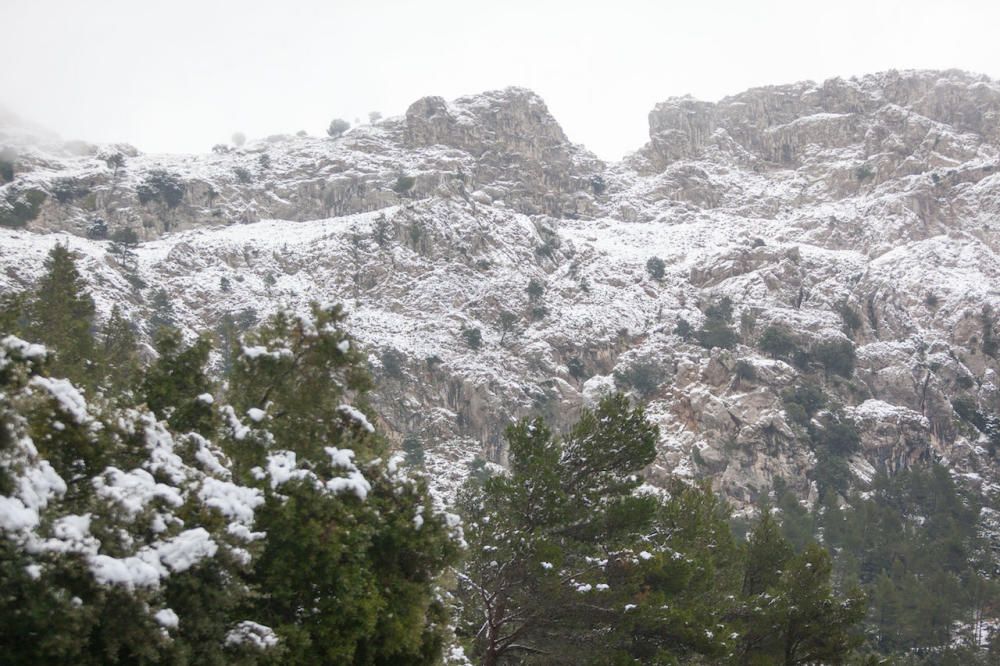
403, 86, 570, 153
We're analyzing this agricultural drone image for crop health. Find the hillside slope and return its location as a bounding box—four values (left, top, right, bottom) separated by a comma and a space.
2, 69, 1000, 507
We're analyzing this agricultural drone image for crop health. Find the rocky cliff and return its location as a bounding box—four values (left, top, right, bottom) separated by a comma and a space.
2, 69, 999, 508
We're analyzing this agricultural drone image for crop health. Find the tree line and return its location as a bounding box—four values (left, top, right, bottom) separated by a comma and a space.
6, 244, 992, 663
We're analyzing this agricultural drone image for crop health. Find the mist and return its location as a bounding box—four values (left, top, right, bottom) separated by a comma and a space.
2, 0, 999, 160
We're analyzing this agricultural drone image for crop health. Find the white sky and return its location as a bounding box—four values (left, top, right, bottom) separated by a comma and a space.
2, 0, 998, 160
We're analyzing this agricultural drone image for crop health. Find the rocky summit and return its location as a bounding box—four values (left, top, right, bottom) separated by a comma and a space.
2, 68, 1000, 509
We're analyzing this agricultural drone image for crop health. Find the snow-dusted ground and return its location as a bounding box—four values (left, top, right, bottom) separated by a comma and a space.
3, 69, 1000, 506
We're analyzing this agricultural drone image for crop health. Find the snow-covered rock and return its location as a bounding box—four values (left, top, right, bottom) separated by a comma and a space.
3, 69, 1000, 507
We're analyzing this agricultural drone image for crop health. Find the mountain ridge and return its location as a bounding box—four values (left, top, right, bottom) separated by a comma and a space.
2, 68, 1000, 510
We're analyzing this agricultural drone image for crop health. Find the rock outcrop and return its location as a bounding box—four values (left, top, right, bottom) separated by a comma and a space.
3, 69, 1000, 508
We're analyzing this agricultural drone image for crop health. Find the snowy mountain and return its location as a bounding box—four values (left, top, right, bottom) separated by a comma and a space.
3, 68, 1000, 508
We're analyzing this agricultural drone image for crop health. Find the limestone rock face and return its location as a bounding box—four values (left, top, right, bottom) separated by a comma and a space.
640, 69, 1000, 171
3, 69, 1000, 508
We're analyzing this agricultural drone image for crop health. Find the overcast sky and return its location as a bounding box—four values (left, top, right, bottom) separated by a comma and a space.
2, 0, 998, 160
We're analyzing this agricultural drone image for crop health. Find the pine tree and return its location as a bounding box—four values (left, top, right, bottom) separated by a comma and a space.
224, 303, 460, 664
140, 327, 215, 436
148, 288, 176, 334
0, 335, 266, 665
605, 480, 742, 663
695, 297, 738, 350
456, 394, 738, 665
735, 513, 865, 664
98, 305, 141, 393
26, 244, 97, 384
0, 291, 27, 335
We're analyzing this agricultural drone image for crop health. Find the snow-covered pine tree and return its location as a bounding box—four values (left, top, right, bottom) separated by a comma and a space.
221, 303, 463, 664
0, 250, 464, 664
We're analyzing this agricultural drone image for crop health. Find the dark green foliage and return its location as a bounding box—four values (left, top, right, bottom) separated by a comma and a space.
457, 394, 664, 664
7, 247, 140, 393
808, 413, 862, 496
0, 146, 15, 183
526, 277, 545, 302
814, 418, 861, 456
980, 307, 998, 358
380, 347, 406, 378
855, 164, 875, 181
148, 288, 175, 333
530, 304, 548, 320
806, 465, 996, 658
735, 359, 757, 382
461, 327, 482, 350
393, 174, 416, 194
102, 151, 126, 176
402, 433, 424, 467
465, 455, 493, 487
951, 397, 1000, 455
772, 477, 815, 551
781, 384, 827, 427
953, 396, 984, 429
759, 324, 798, 359
51, 178, 89, 204
108, 228, 141, 279
614, 359, 665, 398
496, 310, 519, 346
136, 169, 185, 208
741, 512, 794, 596
534, 236, 560, 259
233, 166, 253, 184
0, 188, 46, 229
407, 222, 424, 250
534, 225, 561, 261
734, 516, 866, 665
695, 297, 738, 350
457, 396, 863, 664
372, 214, 392, 247
226, 304, 460, 663
26, 244, 97, 384
226, 304, 373, 464
645, 256, 665, 280
110, 227, 139, 246
780, 381, 860, 497
257, 153, 271, 170
739, 309, 757, 340
837, 301, 863, 336
674, 317, 693, 341
140, 328, 215, 436
791, 347, 814, 372
0, 291, 26, 335
327, 118, 350, 137
215, 310, 257, 377
812, 446, 854, 496
814, 338, 856, 377
99, 305, 141, 393
1, 279, 460, 665
590, 174, 606, 195
566, 355, 586, 380
86, 218, 108, 240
